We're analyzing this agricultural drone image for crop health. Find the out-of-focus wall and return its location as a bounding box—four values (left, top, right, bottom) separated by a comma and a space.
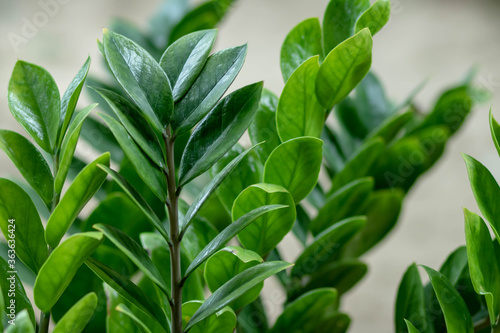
1, 0, 499, 331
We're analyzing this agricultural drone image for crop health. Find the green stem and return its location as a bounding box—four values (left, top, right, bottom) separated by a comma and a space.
39, 311, 50, 333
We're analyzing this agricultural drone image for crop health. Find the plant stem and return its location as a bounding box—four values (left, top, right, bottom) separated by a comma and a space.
164, 129, 183, 333
39, 311, 50, 333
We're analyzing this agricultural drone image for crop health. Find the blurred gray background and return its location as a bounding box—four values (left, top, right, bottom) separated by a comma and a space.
1, 0, 500, 331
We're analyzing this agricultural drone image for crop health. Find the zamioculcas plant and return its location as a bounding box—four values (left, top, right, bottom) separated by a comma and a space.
395, 110, 500, 333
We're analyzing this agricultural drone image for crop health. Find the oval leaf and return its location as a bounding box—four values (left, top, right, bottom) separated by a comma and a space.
355, 0, 391, 36
52, 292, 97, 333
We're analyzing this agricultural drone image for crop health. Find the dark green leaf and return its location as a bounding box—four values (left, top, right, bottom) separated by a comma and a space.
116, 303, 153, 333
80, 114, 123, 163
404, 320, 422, 333
355, 0, 391, 36
104, 284, 141, 333
182, 301, 236, 333
366, 110, 413, 143
52, 292, 97, 333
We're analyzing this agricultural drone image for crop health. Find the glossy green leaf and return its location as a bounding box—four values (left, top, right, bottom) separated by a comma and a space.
316, 28, 373, 110
0, 179, 47, 274
34, 232, 104, 312
404, 320, 422, 333
179, 82, 263, 186
439, 246, 468, 287
277, 56, 325, 142
248, 89, 281, 162
94, 224, 170, 298
45, 153, 110, 248
186, 261, 291, 331
355, 0, 391, 36
115, 304, 154, 333
85, 257, 169, 329
160, 29, 216, 101
205, 247, 263, 310
58, 56, 91, 146
422, 266, 474, 333
281, 18, 323, 82
184, 204, 287, 278
8, 60, 60, 153
463, 154, 500, 241
490, 109, 500, 157
55, 104, 97, 195
173, 45, 247, 136
232, 184, 296, 256
292, 216, 366, 278
103, 29, 173, 132
310, 177, 373, 235
100, 113, 167, 202
52, 292, 97, 333
0, 130, 54, 205
323, 0, 369, 53
182, 301, 236, 333
463, 208, 500, 325
104, 284, 140, 333
93, 88, 165, 168
4, 309, 34, 333
264, 137, 323, 203
80, 113, 124, 163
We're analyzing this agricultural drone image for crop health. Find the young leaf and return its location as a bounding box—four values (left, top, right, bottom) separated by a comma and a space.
52, 292, 97, 333
422, 266, 474, 333
8, 60, 60, 153
55, 104, 97, 195
355, 0, 391, 36
463, 208, 500, 325
0, 179, 47, 274
173, 45, 247, 136
490, 108, 500, 157
4, 309, 34, 333
34, 232, 104, 312
232, 184, 296, 256
182, 301, 236, 333
160, 29, 217, 101
45, 153, 110, 248
281, 18, 323, 82
277, 56, 325, 142
103, 29, 173, 132
263, 137, 323, 203
186, 261, 292, 331
316, 28, 373, 110
179, 82, 263, 186
395, 264, 428, 333
0, 130, 54, 206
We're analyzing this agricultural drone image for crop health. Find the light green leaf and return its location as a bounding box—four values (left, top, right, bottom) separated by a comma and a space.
182, 301, 236, 333
4, 309, 34, 333
404, 320, 422, 333
52, 292, 97, 333
232, 184, 296, 256
355, 0, 391, 36
490, 108, 500, 158
316, 28, 373, 110
104, 284, 141, 333
263, 137, 323, 203
277, 56, 325, 142
116, 304, 153, 333
8, 60, 60, 153
45, 153, 110, 248
179, 82, 263, 186
34, 232, 104, 312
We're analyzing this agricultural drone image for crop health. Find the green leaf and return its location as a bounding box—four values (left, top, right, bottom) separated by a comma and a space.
463, 154, 500, 241
232, 184, 296, 256
58, 56, 91, 147
310, 177, 373, 235
355, 0, 391, 36
34, 232, 104, 312
160, 29, 216, 101
186, 261, 291, 331
45, 153, 110, 248
103, 29, 173, 132
205, 247, 263, 310
316, 28, 373, 110
366, 110, 413, 143
237, 297, 269, 333
179, 82, 263, 186
80, 113, 124, 163
490, 109, 500, 157
281, 18, 323, 82
463, 208, 500, 325
248, 89, 281, 163
104, 284, 141, 333
182, 301, 236, 333
277, 56, 325, 142
85, 257, 169, 329
93, 88, 165, 168
422, 266, 474, 333
100, 113, 167, 202
94, 224, 170, 299
271, 288, 348, 333
323, 0, 370, 53
263, 137, 323, 203
55, 104, 97, 195
395, 264, 429, 333
0, 130, 54, 206
404, 320, 422, 333
8, 60, 60, 153
0, 179, 47, 274
292, 216, 366, 278
4, 309, 34, 333
184, 204, 287, 278
52, 292, 97, 333
115, 304, 154, 333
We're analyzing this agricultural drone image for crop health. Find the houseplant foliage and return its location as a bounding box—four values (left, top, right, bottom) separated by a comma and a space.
395, 110, 500, 333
